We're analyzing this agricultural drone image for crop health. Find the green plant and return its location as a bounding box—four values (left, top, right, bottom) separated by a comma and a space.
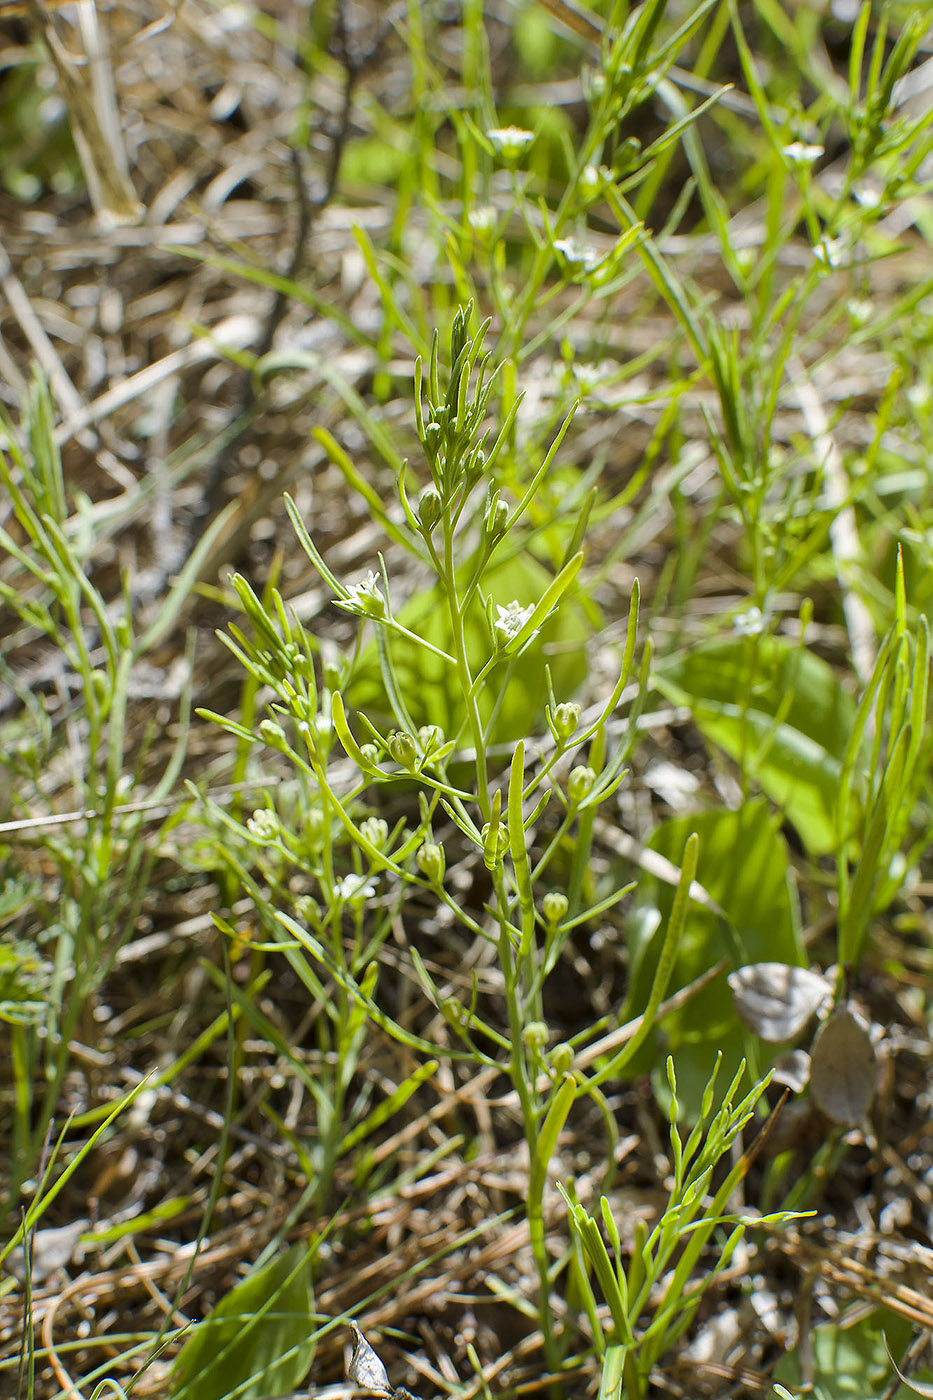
562, 1056, 805, 1400
0, 375, 227, 1202
199, 305, 710, 1372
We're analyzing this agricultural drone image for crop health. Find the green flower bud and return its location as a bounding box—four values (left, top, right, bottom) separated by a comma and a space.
417, 841, 446, 885
451, 304, 470, 359
441, 995, 465, 1028
542, 891, 569, 927
423, 420, 442, 453
388, 730, 418, 770
481, 819, 510, 870
295, 894, 321, 926
418, 724, 444, 758
484, 493, 508, 540
553, 703, 580, 742
523, 1020, 549, 1052
580, 163, 601, 197
303, 808, 324, 848
322, 660, 342, 692
359, 743, 380, 767
259, 719, 289, 751
418, 486, 443, 531
550, 1042, 574, 1076
568, 764, 596, 805
360, 817, 389, 850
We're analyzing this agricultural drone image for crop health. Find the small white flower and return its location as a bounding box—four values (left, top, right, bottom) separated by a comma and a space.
494, 599, 535, 642
334, 873, 377, 903
343, 570, 385, 617
246, 809, 280, 843
468, 205, 497, 235
553, 238, 601, 273
782, 141, 824, 167
486, 125, 535, 159
813, 235, 846, 269
847, 297, 872, 327
853, 182, 882, 209
733, 606, 765, 637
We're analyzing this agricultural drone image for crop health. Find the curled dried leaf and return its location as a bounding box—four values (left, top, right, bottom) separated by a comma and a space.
729, 962, 832, 1043
348, 1323, 391, 1395
771, 1049, 811, 1095
809, 1006, 877, 1126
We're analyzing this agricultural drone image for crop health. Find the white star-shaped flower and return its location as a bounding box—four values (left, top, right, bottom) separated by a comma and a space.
342, 570, 385, 618
494, 599, 535, 641
487, 126, 535, 159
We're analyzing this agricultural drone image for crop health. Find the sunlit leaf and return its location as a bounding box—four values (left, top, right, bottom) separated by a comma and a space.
775, 1307, 931, 1400
623, 799, 804, 1119
654, 636, 858, 855
168, 1242, 314, 1400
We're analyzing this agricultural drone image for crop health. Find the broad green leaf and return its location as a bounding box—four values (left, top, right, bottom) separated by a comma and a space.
654, 635, 857, 855
775, 1308, 931, 1400
168, 1242, 314, 1400
622, 800, 803, 1120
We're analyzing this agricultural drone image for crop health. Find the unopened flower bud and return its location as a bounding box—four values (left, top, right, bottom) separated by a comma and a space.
360, 817, 389, 849
553, 703, 580, 741
523, 1020, 549, 1051
481, 820, 510, 870
418, 486, 443, 531
388, 730, 418, 770
423, 420, 442, 453
580, 163, 601, 197
418, 724, 443, 757
417, 841, 446, 885
304, 809, 324, 847
568, 764, 596, 805
542, 891, 569, 927
451, 304, 470, 359
259, 719, 288, 751
484, 494, 508, 540
441, 995, 465, 1028
550, 1042, 574, 1076
295, 894, 321, 926
359, 743, 380, 767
